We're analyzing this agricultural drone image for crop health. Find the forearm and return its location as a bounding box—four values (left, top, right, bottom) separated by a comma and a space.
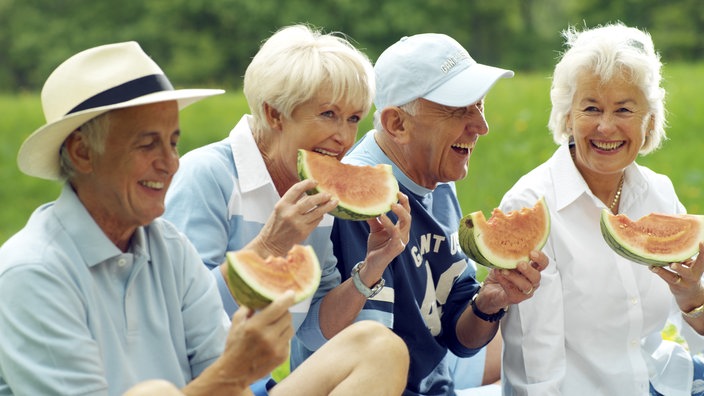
318, 278, 369, 338
456, 294, 501, 349
182, 359, 253, 396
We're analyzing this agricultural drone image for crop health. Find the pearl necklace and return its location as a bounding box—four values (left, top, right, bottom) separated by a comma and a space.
609, 173, 625, 213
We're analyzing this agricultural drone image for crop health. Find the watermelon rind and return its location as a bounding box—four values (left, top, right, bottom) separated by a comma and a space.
459, 197, 550, 269
225, 245, 321, 310
600, 209, 704, 267
297, 149, 399, 221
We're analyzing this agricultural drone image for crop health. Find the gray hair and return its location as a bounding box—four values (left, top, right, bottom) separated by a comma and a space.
372, 99, 420, 132
548, 23, 666, 155
243, 24, 374, 136
58, 111, 111, 180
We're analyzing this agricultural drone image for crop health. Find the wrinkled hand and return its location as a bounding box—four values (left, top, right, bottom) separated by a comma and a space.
220, 291, 296, 384
480, 250, 549, 310
362, 193, 411, 276
650, 242, 704, 312
255, 179, 338, 257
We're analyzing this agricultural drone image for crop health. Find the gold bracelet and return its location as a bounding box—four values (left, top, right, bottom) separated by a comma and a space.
682, 302, 704, 319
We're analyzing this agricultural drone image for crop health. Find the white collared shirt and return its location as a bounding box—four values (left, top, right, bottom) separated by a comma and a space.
499, 143, 704, 396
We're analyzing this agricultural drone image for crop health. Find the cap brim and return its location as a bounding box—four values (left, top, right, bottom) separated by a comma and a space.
423, 63, 514, 107
18, 88, 224, 180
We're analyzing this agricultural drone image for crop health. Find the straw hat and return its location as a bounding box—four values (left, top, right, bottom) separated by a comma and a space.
17, 41, 224, 180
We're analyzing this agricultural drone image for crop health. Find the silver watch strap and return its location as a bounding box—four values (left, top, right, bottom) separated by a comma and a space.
351, 262, 385, 298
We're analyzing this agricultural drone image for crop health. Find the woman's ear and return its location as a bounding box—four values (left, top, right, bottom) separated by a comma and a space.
380, 107, 411, 144
263, 102, 283, 131
64, 130, 93, 174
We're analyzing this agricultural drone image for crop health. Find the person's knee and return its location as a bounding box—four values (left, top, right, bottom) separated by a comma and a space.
122, 379, 183, 396
346, 321, 409, 365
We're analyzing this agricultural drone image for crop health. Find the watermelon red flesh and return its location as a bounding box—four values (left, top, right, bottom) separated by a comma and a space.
601, 210, 704, 266
477, 207, 548, 259
459, 197, 550, 269
305, 152, 385, 207
236, 250, 313, 294
297, 149, 399, 220
226, 245, 321, 309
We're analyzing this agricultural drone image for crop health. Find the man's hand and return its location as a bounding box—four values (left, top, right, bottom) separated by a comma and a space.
479, 250, 549, 312
221, 291, 296, 383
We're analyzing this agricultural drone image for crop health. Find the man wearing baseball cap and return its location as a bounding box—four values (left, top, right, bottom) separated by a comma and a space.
330, 33, 549, 394
0, 41, 408, 396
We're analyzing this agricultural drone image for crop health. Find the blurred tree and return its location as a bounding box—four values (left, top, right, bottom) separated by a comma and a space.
0, 0, 702, 92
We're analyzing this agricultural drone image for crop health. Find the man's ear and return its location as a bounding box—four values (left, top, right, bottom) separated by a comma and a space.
63, 130, 93, 174
380, 107, 411, 144
263, 102, 283, 131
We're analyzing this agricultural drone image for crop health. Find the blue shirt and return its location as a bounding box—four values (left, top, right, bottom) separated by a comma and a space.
331, 131, 482, 396
0, 184, 228, 396
164, 115, 339, 363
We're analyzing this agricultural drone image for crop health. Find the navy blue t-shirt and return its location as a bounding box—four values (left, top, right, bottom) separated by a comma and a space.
331, 131, 482, 396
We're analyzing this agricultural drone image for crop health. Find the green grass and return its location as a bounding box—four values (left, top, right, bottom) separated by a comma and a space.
2, 63, 704, 244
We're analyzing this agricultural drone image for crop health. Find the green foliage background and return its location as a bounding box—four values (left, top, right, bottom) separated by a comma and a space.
2, 0, 704, 92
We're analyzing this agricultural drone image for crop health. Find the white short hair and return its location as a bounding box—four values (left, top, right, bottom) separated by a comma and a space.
548, 23, 666, 155
243, 24, 374, 135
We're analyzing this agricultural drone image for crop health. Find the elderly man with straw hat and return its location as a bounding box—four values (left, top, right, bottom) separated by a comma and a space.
0, 42, 408, 396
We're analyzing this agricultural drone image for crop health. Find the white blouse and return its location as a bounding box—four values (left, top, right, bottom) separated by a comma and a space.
499, 143, 704, 396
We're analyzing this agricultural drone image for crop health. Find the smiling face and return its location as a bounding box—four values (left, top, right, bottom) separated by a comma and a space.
266, 89, 365, 192
71, 101, 180, 246
402, 98, 489, 188
567, 70, 653, 184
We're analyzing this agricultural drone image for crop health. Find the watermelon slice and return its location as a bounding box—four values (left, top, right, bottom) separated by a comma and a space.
226, 245, 321, 309
297, 149, 399, 221
459, 197, 550, 269
600, 210, 704, 266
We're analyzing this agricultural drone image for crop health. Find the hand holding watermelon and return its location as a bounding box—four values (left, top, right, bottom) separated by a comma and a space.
357, 192, 412, 283
222, 290, 296, 384
482, 250, 549, 306
254, 178, 339, 258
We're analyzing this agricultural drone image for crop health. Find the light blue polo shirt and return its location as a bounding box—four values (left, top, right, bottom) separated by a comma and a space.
0, 184, 229, 396
164, 115, 339, 359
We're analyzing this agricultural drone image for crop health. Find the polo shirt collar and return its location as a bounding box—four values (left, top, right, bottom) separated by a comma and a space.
230, 115, 273, 193
54, 183, 149, 268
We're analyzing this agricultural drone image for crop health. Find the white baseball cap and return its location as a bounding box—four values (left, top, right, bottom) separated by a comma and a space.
374, 33, 514, 110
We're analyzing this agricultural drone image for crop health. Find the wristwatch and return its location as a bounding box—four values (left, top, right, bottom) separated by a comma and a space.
351, 262, 385, 298
471, 292, 507, 322
682, 302, 704, 319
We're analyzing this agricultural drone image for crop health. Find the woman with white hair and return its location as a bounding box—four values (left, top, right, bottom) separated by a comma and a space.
499, 23, 704, 395
163, 25, 411, 395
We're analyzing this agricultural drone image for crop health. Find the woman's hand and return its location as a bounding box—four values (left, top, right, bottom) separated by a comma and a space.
651, 242, 704, 325
250, 179, 339, 257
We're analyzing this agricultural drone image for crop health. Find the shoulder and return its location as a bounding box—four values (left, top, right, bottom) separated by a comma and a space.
145, 218, 194, 250
501, 161, 552, 208
178, 139, 235, 178
167, 139, 237, 204
633, 163, 674, 186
